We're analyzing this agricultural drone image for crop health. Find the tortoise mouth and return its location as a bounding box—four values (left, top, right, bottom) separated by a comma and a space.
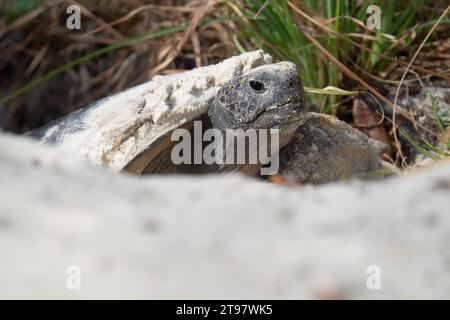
212, 95, 305, 130
254, 99, 305, 126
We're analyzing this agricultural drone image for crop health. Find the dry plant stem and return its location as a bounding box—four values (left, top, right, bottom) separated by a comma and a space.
326, 15, 368, 30
149, 0, 214, 77
0, 0, 62, 39
191, 32, 203, 67
226, 1, 284, 58
287, 0, 438, 139
340, 43, 431, 85
301, 29, 434, 137
254, 0, 270, 18
83, 4, 197, 37
65, 0, 124, 40
393, 4, 450, 167
287, 1, 450, 82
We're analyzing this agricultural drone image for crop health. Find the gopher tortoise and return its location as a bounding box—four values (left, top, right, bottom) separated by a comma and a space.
27, 50, 386, 182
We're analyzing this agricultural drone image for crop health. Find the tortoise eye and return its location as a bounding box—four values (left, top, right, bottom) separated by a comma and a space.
249, 80, 265, 92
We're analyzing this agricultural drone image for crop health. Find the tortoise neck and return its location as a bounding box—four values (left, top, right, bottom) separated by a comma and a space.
208, 103, 236, 132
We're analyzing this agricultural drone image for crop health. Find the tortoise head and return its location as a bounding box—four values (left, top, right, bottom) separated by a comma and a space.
209, 61, 306, 136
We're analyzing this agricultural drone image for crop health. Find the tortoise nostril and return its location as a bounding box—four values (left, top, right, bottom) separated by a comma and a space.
289, 77, 298, 88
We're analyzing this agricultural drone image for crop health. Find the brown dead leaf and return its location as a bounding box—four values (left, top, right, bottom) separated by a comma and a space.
268, 174, 290, 185
268, 174, 304, 188
353, 98, 392, 156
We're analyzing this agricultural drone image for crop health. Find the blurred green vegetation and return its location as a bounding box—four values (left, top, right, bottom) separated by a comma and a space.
6, 0, 42, 23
